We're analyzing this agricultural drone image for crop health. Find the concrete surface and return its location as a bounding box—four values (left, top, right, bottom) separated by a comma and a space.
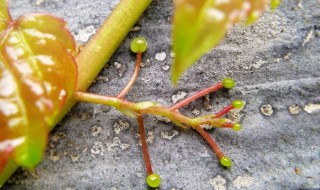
2, 0, 320, 189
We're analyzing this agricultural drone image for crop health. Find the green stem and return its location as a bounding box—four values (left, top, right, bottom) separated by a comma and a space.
74, 91, 134, 110
75, 0, 152, 92
74, 91, 191, 126
0, 0, 152, 185
74, 92, 233, 130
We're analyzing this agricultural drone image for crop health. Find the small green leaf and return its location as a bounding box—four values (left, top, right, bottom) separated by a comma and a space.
171, 0, 279, 84
0, 9, 77, 169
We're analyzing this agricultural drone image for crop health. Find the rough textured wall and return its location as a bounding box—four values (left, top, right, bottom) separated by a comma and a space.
3, 0, 320, 189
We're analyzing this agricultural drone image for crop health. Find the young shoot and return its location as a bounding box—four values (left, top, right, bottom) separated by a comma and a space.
72, 36, 246, 187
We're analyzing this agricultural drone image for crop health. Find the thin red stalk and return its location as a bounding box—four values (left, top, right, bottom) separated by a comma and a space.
137, 114, 153, 175
169, 83, 224, 111
213, 105, 235, 118
195, 127, 224, 159
222, 122, 233, 128
117, 52, 142, 99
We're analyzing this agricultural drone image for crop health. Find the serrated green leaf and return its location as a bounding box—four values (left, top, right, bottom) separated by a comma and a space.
171, 0, 279, 84
0, 10, 77, 169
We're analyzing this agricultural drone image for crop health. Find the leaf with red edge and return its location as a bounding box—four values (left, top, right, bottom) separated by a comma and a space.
0, 1, 77, 170
171, 0, 281, 84
0, 144, 12, 171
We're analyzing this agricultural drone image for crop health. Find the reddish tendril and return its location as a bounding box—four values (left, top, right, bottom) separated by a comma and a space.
169, 82, 224, 111
117, 52, 142, 99
137, 114, 153, 175
170, 78, 241, 167
125, 37, 161, 188
114, 37, 242, 186
0, 145, 13, 172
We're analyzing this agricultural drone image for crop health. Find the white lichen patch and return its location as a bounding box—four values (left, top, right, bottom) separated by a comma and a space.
74, 143, 80, 151
49, 150, 60, 163
233, 175, 254, 189
302, 29, 314, 47
260, 104, 273, 116
131, 26, 141, 31
140, 58, 150, 68
29, 170, 39, 179
105, 137, 131, 151
252, 60, 267, 69
172, 91, 188, 104
96, 76, 109, 82
192, 109, 201, 116
70, 153, 80, 163
298, 0, 303, 8
135, 172, 143, 178
155, 52, 167, 61
136, 131, 155, 146
119, 143, 131, 151
114, 62, 126, 77
288, 104, 301, 115
51, 132, 66, 143
201, 124, 213, 130
63, 149, 69, 156
209, 175, 226, 190
146, 131, 155, 144
106, 137, 121, 151
227, 101, 246, 122
91, 141, 104, 156
75, 25, 96, 43
162, 65, 170, 71
204, 94, 212, 110
304, 102, 320, 114
113, 120, 130, 134
91, 125, 102, 137
154, 115, 171, 123
273, 58, 282, 63
82, 147, 88, 153
79, 112, 91, 121
227, 110, 245, 122
284, 53, 292, 60
160, 130, 179, 140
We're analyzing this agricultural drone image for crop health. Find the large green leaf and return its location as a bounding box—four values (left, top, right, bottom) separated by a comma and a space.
171, 0, 281, 84
0, 2, 77, 170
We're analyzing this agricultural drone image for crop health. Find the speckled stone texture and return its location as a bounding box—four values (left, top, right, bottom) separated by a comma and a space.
3, 0, 320, 189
